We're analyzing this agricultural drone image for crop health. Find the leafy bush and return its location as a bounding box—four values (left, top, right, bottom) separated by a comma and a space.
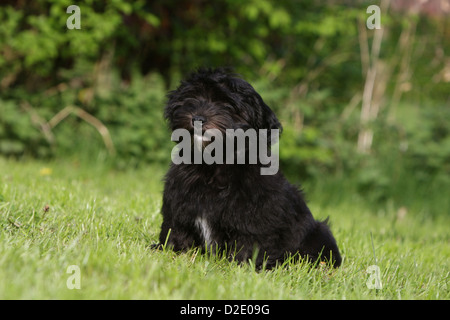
0, 70, 170, 167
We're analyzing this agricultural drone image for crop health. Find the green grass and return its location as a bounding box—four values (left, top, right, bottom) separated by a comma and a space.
0, 157, 448, 299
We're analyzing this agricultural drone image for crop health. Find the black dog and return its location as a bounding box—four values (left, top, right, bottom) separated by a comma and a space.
156, 68, 341, 269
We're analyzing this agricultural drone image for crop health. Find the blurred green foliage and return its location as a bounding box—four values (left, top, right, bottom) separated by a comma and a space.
0, 0, 449, 206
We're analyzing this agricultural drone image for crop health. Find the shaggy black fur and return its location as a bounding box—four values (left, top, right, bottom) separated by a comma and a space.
156, 68, 341, 269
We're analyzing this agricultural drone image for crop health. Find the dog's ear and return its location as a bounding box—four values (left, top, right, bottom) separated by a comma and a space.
163, 92, 180, 130
260, 102, 282, 133
258, 101, 282, 147
228, 76, 283, 134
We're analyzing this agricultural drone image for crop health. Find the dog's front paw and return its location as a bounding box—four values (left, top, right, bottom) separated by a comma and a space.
149, 243, 164, 250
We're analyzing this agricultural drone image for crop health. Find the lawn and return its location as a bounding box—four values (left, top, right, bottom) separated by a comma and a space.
0, 157, 448, 299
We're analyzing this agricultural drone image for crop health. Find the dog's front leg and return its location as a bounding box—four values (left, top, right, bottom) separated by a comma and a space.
157, 220, 198, 252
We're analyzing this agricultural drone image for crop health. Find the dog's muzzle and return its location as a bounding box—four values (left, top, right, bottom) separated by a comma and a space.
192, 119, 209, 151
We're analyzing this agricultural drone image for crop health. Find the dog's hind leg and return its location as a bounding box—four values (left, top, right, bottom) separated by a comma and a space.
299, 220, 342, 267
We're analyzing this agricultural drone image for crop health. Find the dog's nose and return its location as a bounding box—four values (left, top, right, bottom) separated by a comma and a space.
192, 115, 206, 126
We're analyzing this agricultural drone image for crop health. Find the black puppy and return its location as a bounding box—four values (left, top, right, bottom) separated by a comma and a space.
156, 68, 341, 269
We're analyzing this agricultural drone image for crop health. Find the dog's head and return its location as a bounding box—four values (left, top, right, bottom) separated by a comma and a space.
164, 68, 282, 142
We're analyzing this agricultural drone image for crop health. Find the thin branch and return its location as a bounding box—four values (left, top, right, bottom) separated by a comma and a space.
21, 101, 55, 145
357, 0, 391, 154
48, 106, 116, 156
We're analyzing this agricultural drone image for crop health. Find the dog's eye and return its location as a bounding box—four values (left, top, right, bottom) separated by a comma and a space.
223, 104, 237, 112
